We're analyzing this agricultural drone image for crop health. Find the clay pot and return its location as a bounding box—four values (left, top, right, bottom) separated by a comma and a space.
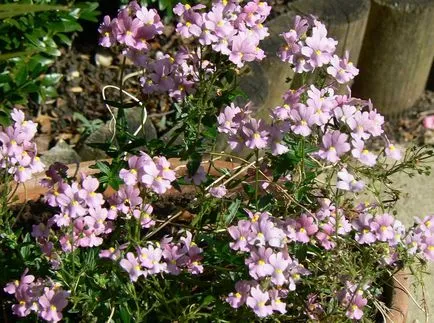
385, 270, 410, 323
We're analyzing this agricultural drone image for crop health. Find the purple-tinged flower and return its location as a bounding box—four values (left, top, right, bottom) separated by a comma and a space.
99, 247, 122, 260
316, 223, 336, 250
301, 22, 337, 68
294, 214, 318, 243
114, 185, 142, 214
209, 184, 227, 198
228, 220, 252, 252
98, 15, 117, 47
421, 235, 434, 261
370, 213, 395, 241
246, 247, 274, 279
242, 118, 269, 149
317, 131, 350, 163
290, 104, 316, 137
352, 213, 376, 244
184, 165, 207, 185
336, 168, 365, 192
217, 104, 241, 134
269, 127, 289, 156
138, 245, 167, 274
120, 252, 144, 282
115, 11, 141, 47
78, 176, 104, 208
269, 252, 291, 286
133, 204, 155, 228
269, 289, 287, 314
305, 294, 324, 320
415, 215, 434, 234
351, 140, 377, 167
229, 32, 261, 67
287, 260, 310, 291
226, 280, 251, 308
38, 287, 69, 323
141, 160, 172, 194
347, 111, 372, 140
345, 294, 367, 320
385, 143, 402, 160
327, 51, 359, 84
162, 242, 184, 275
246, 286, 273, 317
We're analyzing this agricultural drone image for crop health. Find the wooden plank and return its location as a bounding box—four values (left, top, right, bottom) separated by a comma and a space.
352, 0, 434, 116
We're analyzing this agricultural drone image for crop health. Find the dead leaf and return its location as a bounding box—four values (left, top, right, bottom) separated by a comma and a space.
35, 114, 55, 134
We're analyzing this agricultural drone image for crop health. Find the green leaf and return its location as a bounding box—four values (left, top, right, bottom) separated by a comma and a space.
223, 199, 240, 226
0, 4, 68, 19
41, 73, 63, 86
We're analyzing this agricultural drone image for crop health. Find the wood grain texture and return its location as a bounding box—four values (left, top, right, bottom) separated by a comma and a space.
352, 0, 434, 116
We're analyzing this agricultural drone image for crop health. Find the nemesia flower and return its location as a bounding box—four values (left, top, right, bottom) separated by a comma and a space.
120, 252, 144, 282
226, 280, 251, 308
317, 131, 350, 163
245, 247, 274, 279
326, 51, 359, 84
301, 21, 337, 68
290, 104, 316, 137
38, 287, 69, 323
228, 220, 252, 252
336, 168, 365, 192
351, 140, 377, 167
269, 252, 291, 286
242, 118, 269, 149
352, 213, 376, 244
184, 165, 207, 185
370, 213, 395, 241
209, 184, 227, 198
385, 143, 402, 160
246, 286, 273, 317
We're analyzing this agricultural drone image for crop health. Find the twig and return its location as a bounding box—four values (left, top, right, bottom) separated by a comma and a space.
144, 211, 183, 240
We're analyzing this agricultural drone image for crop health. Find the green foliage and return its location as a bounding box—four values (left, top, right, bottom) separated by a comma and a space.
0, 0, 99, 123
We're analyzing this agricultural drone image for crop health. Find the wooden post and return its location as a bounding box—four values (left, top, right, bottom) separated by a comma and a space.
352, 0, 434, 116
239, 0, 371, 116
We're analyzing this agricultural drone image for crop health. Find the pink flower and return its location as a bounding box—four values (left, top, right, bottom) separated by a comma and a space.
290, 104, 316, 137
38, 287, 69, 323
120, 252, 144, 282
246, 286, 273, 317
327, 51, 359, 84
385, 143, 402, 160
226, 280, 251, 308
351, 140, 377, 167
245, 247, 274, 279
423, 115, 434, 129
242, 119, 269, 149
317, 131, 350, 163
336, 168, 365, 192
209, 184, 227, 198
301, 22, 337, 68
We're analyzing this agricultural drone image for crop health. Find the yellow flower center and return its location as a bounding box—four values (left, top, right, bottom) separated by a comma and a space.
258, 260, 266, 265
362, 149, 369, 155
380, 225, 387, 232
50, 305, 57, 312
235, 292, 241, 298
329, 146, 336, 151
109, 247, 115, 253
186, 22, 192, 27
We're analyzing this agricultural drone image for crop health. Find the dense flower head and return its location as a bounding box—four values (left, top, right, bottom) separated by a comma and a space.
4, 270, 69, 322
0, 108, 44, 183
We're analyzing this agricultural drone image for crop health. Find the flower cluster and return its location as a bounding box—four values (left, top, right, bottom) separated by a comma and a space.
139, 50, 202, 100
226, 210, 310, 317
118, 231, 203, 282
226, 199, 426, 319
98, 1, 163, 51
278, 15, 358, 82
0, 108, 44, 182
4, 269, 69, 322
35, 165, 113, 264
118, 152, 176, 195
218, 87, 400, 169
407, 215, 434, 261
174, 1, 270, 68
338, 281, 369, 320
